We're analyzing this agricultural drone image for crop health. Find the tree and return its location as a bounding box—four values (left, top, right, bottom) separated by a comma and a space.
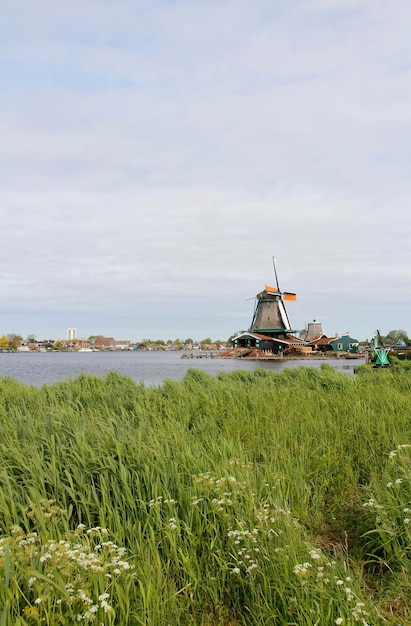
384, 329, 409, 345
7, 334, 23, 350
0, 336, 9, 350
88, 335, 103, 343
52, 341, 68, 351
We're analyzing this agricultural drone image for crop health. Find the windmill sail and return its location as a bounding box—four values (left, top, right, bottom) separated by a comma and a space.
278, 299, 291, 330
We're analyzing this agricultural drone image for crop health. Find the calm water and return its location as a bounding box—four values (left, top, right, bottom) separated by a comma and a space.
0, 351, 363, 387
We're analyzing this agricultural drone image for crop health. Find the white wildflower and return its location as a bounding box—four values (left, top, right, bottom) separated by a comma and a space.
100, 599, 112, 613
98, 593, 110, 602
293, 563, 312, 577
84, 606, 98, 618
309, 549, 322, 560
246, 563, 258, 573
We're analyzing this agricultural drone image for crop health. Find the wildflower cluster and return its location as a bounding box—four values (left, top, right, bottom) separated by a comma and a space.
363, 443, 411, 542
227, 500, 294, 577
146, 494, 181, 536
188, 467, 292, 579
255, 500, 293, 527
192, 471, 247, 512
388, 444, 411, 460
0, 524, 135, 624
148, 496, 178, 508
293, 548, 336, 585
293, 548, 371, 624
228, 528, 260, 575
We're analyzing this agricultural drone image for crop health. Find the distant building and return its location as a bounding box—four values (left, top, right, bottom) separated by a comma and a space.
232, 331, 306, 355
67, 328, 77, 341
328, 333, 359, 352
306, 333, 336, 352
301, 320, 323, 342
94, 337, 116, 350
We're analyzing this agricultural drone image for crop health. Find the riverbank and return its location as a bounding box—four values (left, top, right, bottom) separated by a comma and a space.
215, 346, 367, 361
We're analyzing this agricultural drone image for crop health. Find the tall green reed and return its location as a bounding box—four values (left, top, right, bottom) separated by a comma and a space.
1, 364, 411, 623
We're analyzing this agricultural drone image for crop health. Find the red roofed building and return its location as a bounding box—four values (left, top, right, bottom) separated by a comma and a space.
93, 337, 116, 350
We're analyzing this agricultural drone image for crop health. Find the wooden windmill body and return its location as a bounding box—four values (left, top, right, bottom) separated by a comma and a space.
249, 259, 297, 338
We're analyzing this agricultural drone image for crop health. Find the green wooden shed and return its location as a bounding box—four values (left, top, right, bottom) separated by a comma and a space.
328, 334, 359, 352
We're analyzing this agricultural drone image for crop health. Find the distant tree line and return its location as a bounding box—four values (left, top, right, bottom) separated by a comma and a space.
379, 329, 410, 345
1, 330, 410, 352
0, 334, 232, 351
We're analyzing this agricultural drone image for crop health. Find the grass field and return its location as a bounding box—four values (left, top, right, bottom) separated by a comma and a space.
1, 358, 411, 624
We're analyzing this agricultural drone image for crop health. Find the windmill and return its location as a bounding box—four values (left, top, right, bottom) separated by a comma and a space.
371, 330, 390, 367
249, 258, 297, 338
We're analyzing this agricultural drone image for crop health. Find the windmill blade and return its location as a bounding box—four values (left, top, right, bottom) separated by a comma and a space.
278, 298, 291, 330
272, 257, 281, 292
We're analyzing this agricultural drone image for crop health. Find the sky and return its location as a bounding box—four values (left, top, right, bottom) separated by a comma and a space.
1, 0, 410, 342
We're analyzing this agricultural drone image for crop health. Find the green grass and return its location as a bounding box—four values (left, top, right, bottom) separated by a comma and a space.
1, 363, 411, 624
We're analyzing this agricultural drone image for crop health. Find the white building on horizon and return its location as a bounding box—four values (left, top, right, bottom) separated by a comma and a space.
67, 328, 77, 341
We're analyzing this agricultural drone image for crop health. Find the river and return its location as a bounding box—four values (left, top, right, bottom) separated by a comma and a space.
0, 350, 363, 387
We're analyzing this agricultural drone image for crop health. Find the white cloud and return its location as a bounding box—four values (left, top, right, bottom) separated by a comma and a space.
1, 0, 410, 340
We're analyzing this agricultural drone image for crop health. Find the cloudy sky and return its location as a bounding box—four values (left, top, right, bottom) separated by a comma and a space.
1, 0, 410, 342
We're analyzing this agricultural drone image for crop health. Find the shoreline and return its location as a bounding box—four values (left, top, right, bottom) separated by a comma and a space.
215, 353, 367, 362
